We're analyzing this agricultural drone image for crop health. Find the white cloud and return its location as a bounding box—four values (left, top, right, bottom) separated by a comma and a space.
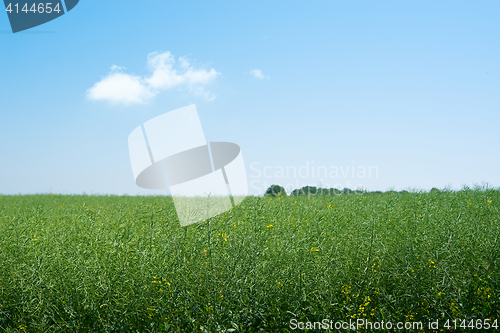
86, 69, 154, 105
145, 52, 219, 90
249, 69, 269, 80
87, 52, 220, 105
193, 86, 216, 101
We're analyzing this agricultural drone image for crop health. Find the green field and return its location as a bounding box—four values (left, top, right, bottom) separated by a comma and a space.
0, 188, 499, 332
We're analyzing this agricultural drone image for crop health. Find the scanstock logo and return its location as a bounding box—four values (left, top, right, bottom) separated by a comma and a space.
3, 0, 79, 33
128, 105, 249, 227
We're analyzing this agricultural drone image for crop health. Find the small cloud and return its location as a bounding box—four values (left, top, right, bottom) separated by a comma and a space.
192, 86, 216, 101
87, 52, 220, 105
145, 51, 219, 90
86, 69, 154, 105
110, 64, 125, 71
248, 69, 270, 80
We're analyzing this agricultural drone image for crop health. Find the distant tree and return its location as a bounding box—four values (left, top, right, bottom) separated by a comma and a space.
329, 188, 342, 196
291, 186, 343, 196
289, 186, 349, 196
342, 188, 353, 195
290, 186, 313, 196
354, 189, 368, 195
430, 188, 441, 194
303, 186, 317, 195
264, 185, 287, 197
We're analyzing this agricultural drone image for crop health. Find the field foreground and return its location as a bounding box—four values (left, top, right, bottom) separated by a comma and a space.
0, 189, 499, 332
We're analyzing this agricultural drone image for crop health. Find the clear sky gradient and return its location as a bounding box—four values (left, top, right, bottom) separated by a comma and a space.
1, 0, 499, 195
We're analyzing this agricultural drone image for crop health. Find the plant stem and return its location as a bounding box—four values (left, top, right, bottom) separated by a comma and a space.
207, 193, 212, 270
149, 209, 154, 253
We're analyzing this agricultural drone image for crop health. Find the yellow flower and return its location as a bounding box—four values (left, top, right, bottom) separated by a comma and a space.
267, 224, 273, 228
487, 199, 492, 204
311, 247, 319, 252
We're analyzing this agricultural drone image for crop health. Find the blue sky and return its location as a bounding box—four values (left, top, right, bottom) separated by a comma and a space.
1, 0, 499, 195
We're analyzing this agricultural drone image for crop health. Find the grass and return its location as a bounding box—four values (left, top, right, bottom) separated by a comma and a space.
0, 187, 499, 332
